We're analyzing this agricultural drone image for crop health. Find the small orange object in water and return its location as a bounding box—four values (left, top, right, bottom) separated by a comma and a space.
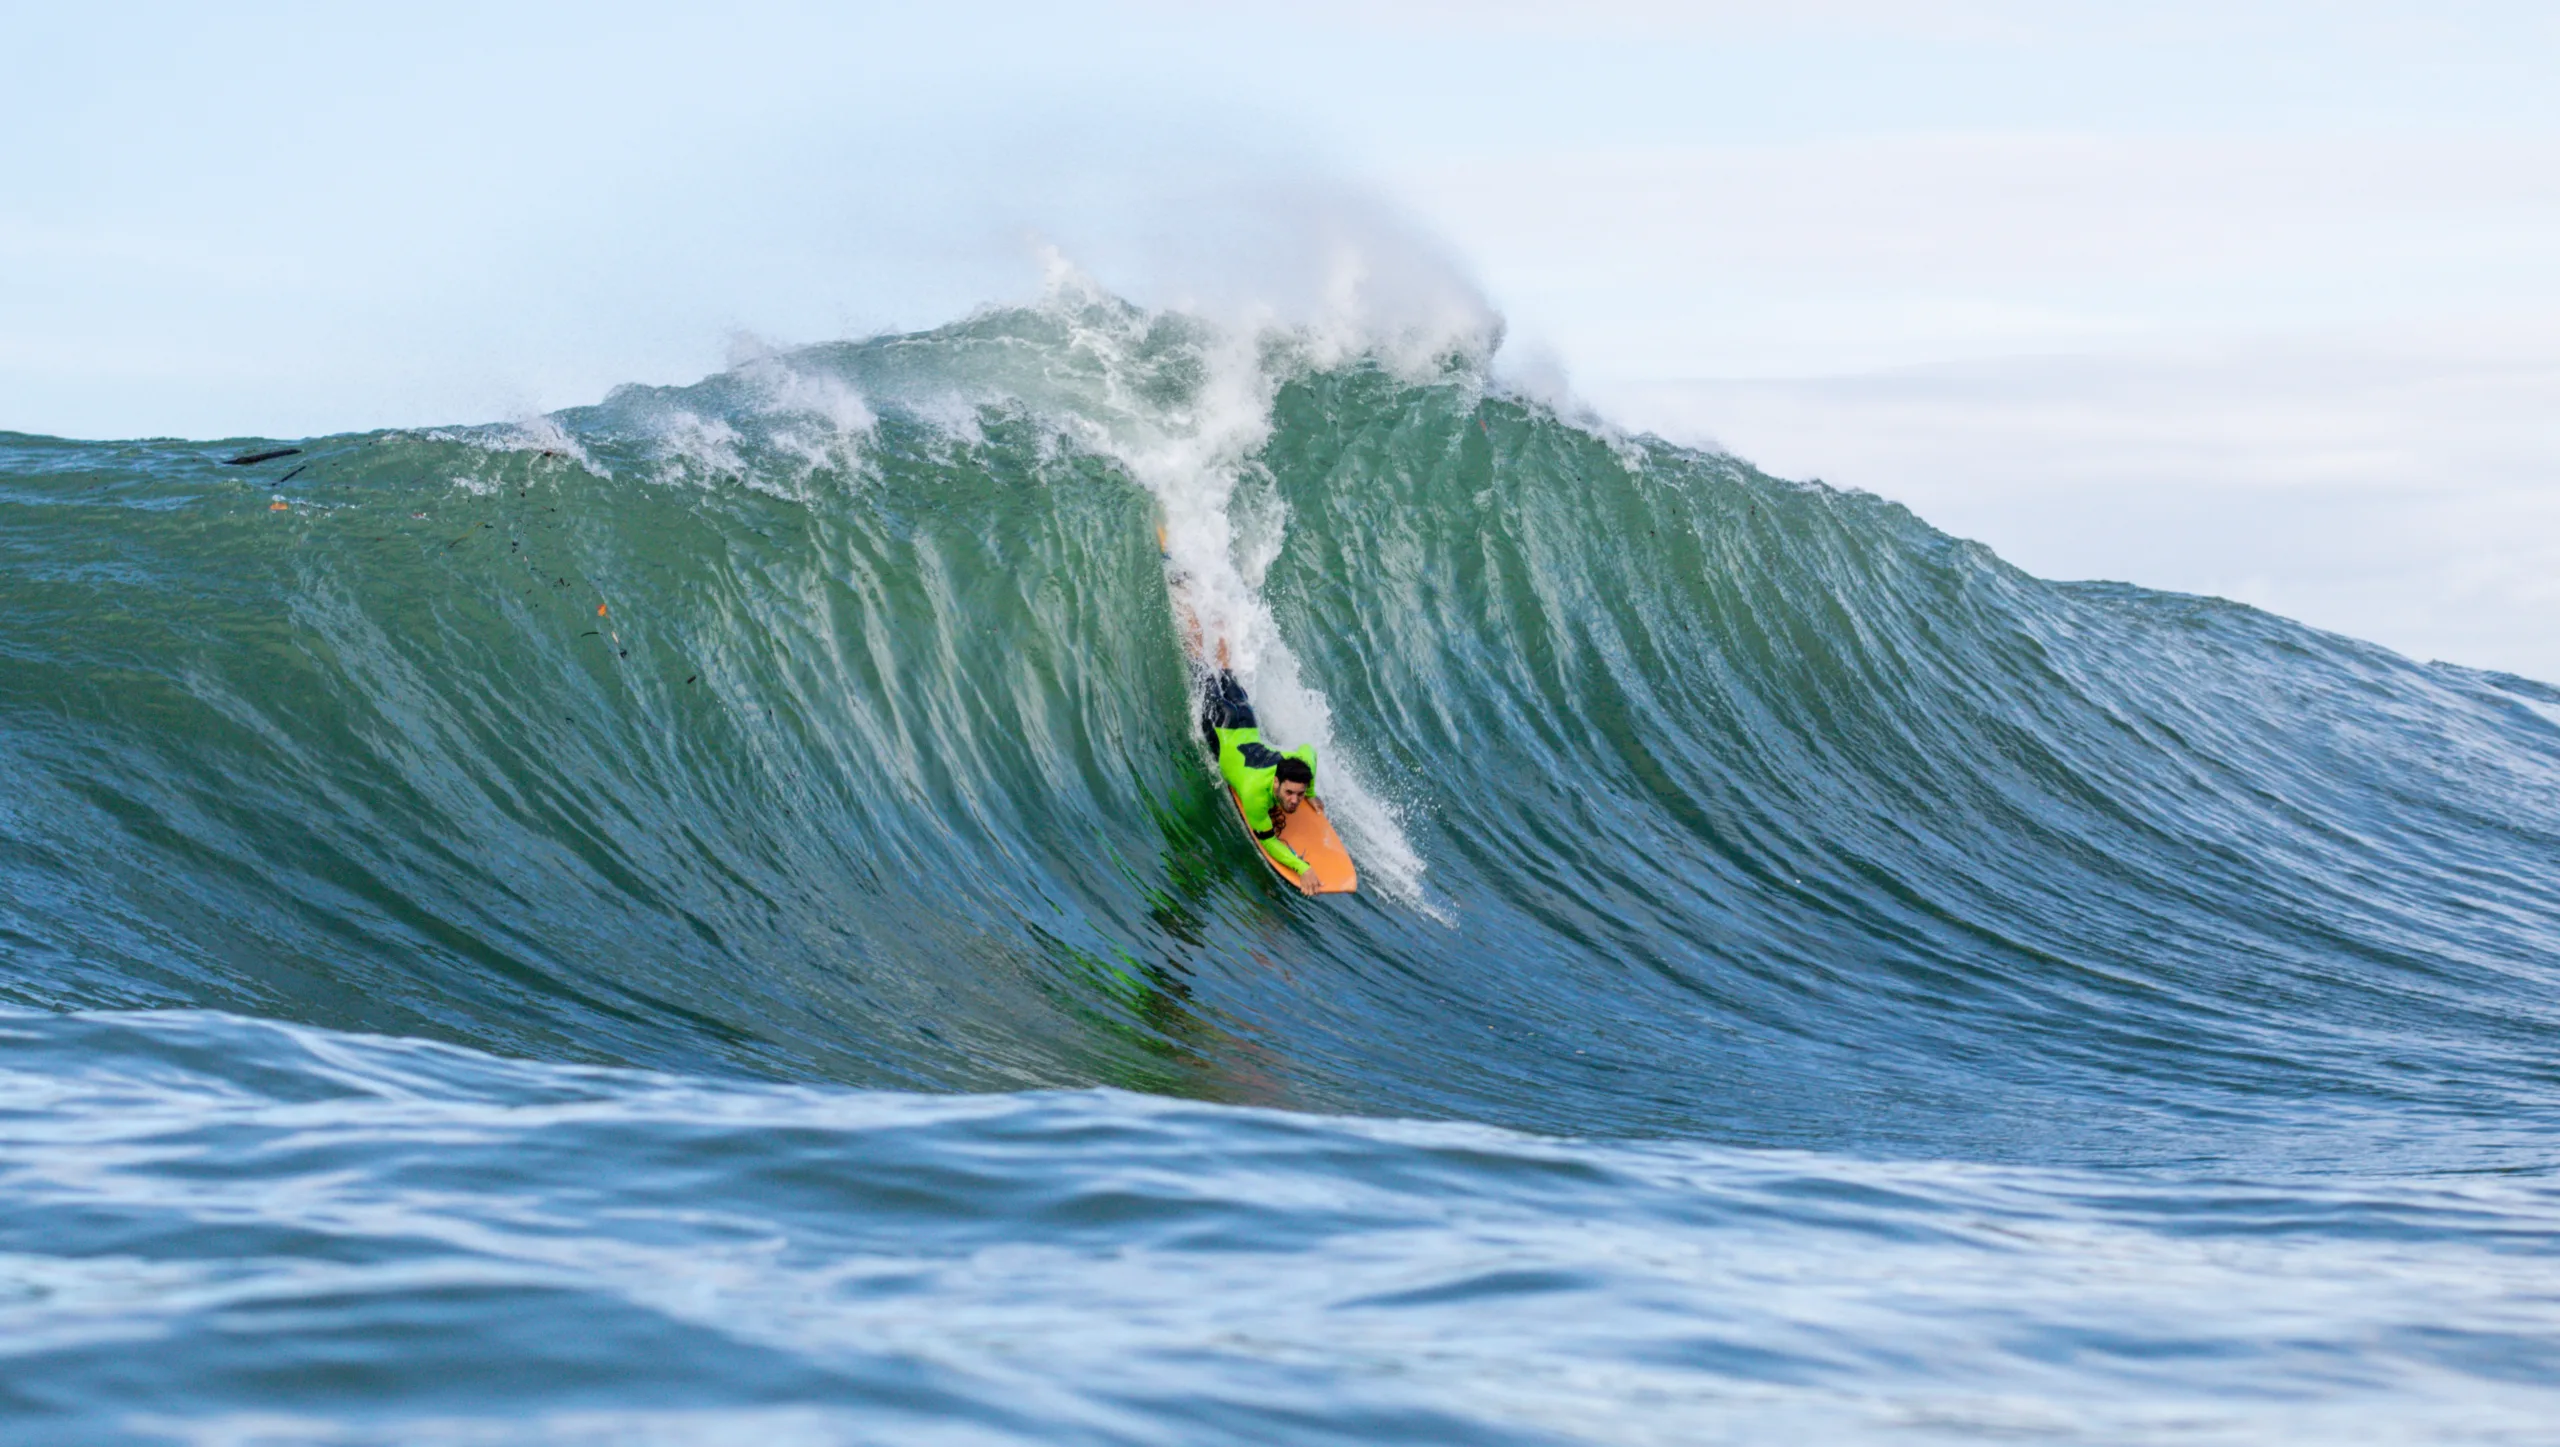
596, 603, 608, 616
268, 501, 288, 511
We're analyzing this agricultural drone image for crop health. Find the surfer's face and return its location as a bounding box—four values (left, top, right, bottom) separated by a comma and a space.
1275, 780, 1307, 815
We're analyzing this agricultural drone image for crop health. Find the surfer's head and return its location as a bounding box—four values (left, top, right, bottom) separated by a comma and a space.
1274, 757, 1313, 814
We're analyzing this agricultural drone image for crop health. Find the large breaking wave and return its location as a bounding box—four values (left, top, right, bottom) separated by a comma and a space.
5, 280, 2559, 1178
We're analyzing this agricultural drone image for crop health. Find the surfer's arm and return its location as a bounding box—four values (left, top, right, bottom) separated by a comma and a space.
1233, 786, 1312, 874
1257, 830, 1312, 876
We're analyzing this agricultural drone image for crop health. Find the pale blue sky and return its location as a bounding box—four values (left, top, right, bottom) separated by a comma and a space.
5, 2, 2557, 674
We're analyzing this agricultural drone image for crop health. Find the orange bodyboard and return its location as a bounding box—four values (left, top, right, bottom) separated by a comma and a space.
1228, 787, 1359, 895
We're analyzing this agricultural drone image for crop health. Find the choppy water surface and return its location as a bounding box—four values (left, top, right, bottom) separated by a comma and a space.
3, 291, 2558, 1443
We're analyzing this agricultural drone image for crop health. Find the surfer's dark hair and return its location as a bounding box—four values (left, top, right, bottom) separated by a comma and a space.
1275, 758, 1314, 786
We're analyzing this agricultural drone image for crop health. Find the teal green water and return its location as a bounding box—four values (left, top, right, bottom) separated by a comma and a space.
4, 294, 2560, 1442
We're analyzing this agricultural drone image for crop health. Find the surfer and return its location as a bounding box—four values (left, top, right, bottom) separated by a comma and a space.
1198, 671, 1325, 894
1160, 519, 1352, 896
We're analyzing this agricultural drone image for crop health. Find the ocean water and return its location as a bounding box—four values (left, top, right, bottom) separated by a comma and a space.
4, 287, 2559, 1443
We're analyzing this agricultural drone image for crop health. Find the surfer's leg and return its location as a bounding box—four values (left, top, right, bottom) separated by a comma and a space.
1199, 670, 1257, 743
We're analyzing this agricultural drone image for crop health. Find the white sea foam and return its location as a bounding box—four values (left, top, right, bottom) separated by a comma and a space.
647, 410, 749, 486
427, 412, 605, 477
503, 412, 599, 472
732, 348, 879, 476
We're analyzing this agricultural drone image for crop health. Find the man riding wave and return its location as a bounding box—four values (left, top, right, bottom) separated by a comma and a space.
1164, 525, 1330, 896
1199, 670, 1325, 894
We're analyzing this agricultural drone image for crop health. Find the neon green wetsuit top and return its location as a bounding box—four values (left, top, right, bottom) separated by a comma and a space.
1216, 727, 1319, 874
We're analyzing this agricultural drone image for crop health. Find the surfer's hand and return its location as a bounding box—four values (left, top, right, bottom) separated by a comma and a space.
1295, 867, 1320, 895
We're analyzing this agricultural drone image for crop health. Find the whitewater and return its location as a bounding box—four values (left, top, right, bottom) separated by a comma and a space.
4, 278, 2559, 1444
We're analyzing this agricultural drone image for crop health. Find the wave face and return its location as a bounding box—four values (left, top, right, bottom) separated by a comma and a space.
7, 290, 2560, 1439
